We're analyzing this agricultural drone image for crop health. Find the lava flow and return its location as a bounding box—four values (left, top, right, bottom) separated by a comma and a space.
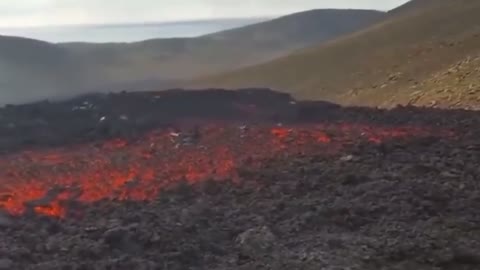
0, 123, 453, 217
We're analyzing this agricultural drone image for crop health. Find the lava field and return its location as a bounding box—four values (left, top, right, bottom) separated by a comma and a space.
1, 89, 480, 270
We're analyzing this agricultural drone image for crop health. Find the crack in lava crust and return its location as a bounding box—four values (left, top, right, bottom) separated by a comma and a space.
0, 123, 453, 217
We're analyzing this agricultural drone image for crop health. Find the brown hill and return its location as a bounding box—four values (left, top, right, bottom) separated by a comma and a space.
0, 35, 90, 104
0, 9, 386, 105
193, 0, 480, 108
61, 9, 385, 84
401, 54, 480, 110
388, 0, 440, 15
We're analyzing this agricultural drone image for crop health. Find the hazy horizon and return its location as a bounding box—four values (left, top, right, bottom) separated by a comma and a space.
0, 1, 409, 28
0, 0, 410, 42
0, 17, 267, 43
0, 0, 412, 105
0, 16, 270, 30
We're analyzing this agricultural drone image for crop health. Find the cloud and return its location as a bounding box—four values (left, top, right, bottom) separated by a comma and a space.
0, 0, 409, 27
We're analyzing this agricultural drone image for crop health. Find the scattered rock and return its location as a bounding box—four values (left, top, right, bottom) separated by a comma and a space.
102, 227, 130, 249
236, 226, 277, 258
339, 155, 354, 162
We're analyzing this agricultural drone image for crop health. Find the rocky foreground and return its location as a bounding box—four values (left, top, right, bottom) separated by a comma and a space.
1, 89, 480, 269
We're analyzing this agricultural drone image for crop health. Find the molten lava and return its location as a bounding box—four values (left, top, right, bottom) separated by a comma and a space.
0, 123, 452, 217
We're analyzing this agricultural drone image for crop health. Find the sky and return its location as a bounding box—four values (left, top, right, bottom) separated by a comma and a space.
0, 0, 410, 28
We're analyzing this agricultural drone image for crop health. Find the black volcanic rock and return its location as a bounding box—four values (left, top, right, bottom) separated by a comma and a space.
0, 88, 477, 153
2, 137, 480, 269
1, 88, 480, 269
0, 88, 299, 151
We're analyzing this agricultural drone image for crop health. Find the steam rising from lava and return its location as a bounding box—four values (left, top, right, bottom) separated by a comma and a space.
0, 123, 452, 217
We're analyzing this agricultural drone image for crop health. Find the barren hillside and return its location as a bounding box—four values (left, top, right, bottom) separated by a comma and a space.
399, 55, 480, 109
0, 9, 386, 104
61, 9, 386, 83
0, 35, 89, 104
193, 0, 480, 108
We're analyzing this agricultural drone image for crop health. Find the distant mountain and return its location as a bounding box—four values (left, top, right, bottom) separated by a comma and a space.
204, 9, 386, 50
388, 0, 442, 15
1, 18, 267, 43
193, 0, 480, 108
61, 9, 386, 83
0, 9, 386, 104
0, 35, 90, 104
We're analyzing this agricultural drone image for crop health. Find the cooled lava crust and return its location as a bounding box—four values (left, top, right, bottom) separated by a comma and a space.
1, 88, 480, 270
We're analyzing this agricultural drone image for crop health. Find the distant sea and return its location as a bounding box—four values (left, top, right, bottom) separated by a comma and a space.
0, 18, 268, 43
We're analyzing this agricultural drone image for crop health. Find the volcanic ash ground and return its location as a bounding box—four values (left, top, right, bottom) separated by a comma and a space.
1, 89, 480, 270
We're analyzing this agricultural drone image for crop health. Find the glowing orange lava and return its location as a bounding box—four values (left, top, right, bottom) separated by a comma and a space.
0, 123, 453, 217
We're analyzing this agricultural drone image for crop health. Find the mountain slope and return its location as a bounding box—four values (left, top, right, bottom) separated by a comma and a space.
194, 0, 480, 108
402, 54, 480, 110
0, 9, 387, 105
0, 35, 92, 104
387, 0, 440, 15
204, 9, 386, 49
60, 9, 386, 84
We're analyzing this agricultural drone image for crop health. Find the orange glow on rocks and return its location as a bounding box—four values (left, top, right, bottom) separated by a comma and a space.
0, 123, 453, 217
